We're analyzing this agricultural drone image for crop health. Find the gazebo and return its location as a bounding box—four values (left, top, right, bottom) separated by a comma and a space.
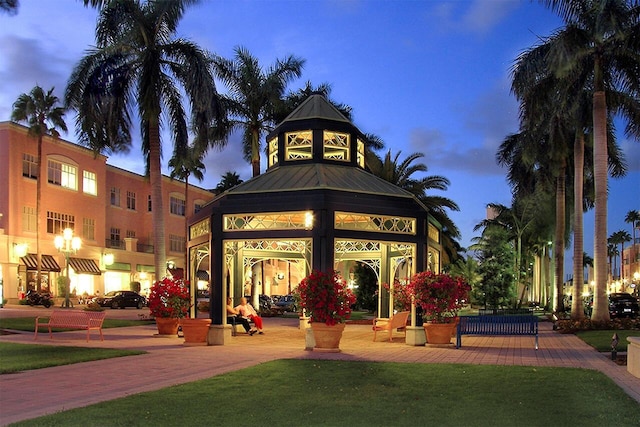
186, 94, 442, 345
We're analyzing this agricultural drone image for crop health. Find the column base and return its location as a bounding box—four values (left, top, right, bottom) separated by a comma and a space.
405, 325, 426, 346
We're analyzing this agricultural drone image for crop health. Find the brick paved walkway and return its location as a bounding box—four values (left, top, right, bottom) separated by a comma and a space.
1, 314, 639, 425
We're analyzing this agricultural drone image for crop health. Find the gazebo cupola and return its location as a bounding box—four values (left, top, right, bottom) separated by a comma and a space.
187, 93, 442, 346
266, 93, 366, 170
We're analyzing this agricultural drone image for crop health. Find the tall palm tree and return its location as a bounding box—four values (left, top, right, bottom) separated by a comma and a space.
215, 171, 243, 193
66, 0, 223, 278
212, 46, 304, 177
11, 85, 67, 292
607, 242, 619, 286
537, 0, 640, 321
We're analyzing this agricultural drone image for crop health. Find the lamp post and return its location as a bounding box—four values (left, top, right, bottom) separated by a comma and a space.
54, 228, 81, 309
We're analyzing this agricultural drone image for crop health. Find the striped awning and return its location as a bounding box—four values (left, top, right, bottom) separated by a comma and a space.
20, 254, 61, 272
69, 258, 102, 275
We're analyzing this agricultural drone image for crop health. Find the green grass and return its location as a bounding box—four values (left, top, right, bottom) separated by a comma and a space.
0, 342, 144, 374
11, 359, 640, 427
0, 317, 152, 333
577, 329, 640, 352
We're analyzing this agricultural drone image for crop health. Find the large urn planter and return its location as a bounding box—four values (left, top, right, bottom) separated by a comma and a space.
424, 322, 456, 345
155, 317, 180, 336
310, 322, 346, 352
180, 318, 211, 345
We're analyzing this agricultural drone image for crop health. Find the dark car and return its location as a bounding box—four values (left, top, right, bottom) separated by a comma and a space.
93, 290, 147, 309
275, 295, 297, 312
608, 292, 639, 318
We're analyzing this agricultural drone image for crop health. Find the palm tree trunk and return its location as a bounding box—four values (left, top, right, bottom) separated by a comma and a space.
251, 128, 260, 177
149, 120, 167, 281
591, 90, 609, 321
554, 163, 566, 312
36, 135, 43, 292
184, 175, 189, 273
571, 133, 585, 319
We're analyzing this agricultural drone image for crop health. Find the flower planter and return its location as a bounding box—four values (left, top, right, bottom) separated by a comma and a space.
180, 318, 211, 345
155, 317, 179, 336
424, 322, 456, 345
311, 322, 346, 352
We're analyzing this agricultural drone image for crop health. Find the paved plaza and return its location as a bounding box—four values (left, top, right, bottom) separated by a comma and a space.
0, 305, 639, 425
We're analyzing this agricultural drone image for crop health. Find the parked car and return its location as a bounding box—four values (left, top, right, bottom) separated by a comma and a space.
584, 292, 639, 318
93, 290, 147, 309
275, 295, 297, 312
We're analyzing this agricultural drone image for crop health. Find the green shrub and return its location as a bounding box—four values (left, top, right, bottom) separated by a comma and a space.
556, 317, 640, 332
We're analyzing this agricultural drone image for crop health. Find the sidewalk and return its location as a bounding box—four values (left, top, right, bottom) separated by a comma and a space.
1, 314, 639, 425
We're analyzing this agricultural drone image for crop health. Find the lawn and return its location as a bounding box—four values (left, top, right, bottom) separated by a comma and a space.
577, 329, 640, 352
11, 359, 640, 427
0, 342, 144, 374
0, 317, 152, 333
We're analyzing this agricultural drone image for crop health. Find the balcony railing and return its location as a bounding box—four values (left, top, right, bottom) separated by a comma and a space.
105, 239, 125, 250
137, 243, 154, 253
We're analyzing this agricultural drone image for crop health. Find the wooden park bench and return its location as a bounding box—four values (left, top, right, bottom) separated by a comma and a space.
372, 311, 410, 342
34, 310, 106, 341
456, 315, 538, 350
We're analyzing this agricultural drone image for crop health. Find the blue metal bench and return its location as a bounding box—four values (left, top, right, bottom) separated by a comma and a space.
456, 315, 539, 350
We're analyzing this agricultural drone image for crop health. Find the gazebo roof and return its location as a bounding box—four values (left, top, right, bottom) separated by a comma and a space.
219, 163, 418, 200
282, 93, 351, 124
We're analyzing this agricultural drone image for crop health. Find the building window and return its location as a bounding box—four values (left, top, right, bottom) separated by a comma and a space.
356, 138, 365, 168
224, 211, 314, 231
285, 131, 313, 161
82, 217, 95, 241
110, 187, 120, 207
83, 171, 97, 195
170, 196, 185, 216
334, 212, 416, 235
268, 137, 278, 167
147, 195, 152, 212
126, 191, 136, 211
22, 206, 36, 232
46, 211, 75, 235
194, 203, 203, 214
323, 131, 350, 161
126, 230, 136, 238
110, 227, 121, 242
47, 159, 77, 190
169, 234, 185, 253
22, 153, 38, 179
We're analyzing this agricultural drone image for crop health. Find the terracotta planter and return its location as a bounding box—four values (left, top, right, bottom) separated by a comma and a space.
155, 317, 179, 336
310, 322, 346, 352
180, 318, 211, 345
424, 322, 456, 345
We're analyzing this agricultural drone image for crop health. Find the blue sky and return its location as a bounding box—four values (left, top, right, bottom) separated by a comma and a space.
1, 0, 638, 277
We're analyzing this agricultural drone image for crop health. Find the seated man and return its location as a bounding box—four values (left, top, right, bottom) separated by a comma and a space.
226, 297, 255, 335
236, 297, 264, 334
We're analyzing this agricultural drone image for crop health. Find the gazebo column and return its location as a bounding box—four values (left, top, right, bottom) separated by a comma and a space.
406, 239, 426, 345
208, 216, 226, 345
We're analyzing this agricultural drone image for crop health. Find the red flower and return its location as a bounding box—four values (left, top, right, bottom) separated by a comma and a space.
296, 270, 356, 326
148, 277, 191, 318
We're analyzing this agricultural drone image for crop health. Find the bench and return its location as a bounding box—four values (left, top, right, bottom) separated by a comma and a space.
477, 308, 534, 316
35, 310, 106, 341
456, 315, 538, 350
229, 316, 254, 336
372, 311, 410, 342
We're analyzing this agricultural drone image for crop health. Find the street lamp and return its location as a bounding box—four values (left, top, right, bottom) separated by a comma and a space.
54, 228, 81, 308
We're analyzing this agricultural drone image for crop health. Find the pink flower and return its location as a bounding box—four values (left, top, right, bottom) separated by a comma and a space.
296, 270, 356, 326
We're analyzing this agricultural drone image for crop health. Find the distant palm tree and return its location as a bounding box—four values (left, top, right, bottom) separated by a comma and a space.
609, 230, 632, 288
607, 242, 619, 285
215, 172, 243, 193
67, 0, 223, 277
212, 46, 304, 177
625, 209, 640, 268
0, 0, 18, 14
274, 81, 352, 123
11, 85, 67, 291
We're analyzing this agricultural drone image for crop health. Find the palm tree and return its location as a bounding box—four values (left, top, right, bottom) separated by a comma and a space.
610, 230, 632, 288
66, 0, 224, 278
0, 0, 18, 14
607, 242, 619, 286
168, 141, 206, 270
215, 172, 243, 193
274, 81, 352, 123
625, 209, 640, 271
538, 0, 640, 321
212, 46, 304, 177
11, 85, 67, 291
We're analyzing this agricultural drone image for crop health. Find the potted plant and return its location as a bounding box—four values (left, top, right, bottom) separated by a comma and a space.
147, 277, 191, 336
408, 271, 470, 344
297, 270, 356, 352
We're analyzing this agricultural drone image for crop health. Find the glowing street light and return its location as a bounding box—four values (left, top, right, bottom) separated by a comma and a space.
54, 228, 81, 308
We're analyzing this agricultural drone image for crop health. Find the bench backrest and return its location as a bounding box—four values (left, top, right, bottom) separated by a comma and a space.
390, 311, 410, 329
458, 315, 538, 335
49, 311, 106, 328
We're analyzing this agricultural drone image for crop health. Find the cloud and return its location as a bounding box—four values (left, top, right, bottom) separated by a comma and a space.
432, 0, 520, 35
